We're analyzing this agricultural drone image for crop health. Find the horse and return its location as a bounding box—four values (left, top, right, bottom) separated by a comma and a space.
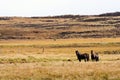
91, 50, 99, 61
75, 50, 89, 62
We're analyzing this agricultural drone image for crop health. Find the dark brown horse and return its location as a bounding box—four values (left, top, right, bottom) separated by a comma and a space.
91, 50, 99, 61
75, 50, 89, 62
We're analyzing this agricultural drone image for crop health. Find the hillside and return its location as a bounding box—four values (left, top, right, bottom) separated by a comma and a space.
0, 12, 120, 39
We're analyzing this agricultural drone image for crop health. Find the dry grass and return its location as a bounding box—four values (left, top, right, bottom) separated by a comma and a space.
0, 38, 120, 80
0, 38, 120, 54
0, 56, 120, 80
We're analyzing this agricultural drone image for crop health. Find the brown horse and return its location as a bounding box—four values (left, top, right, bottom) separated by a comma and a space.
91, 50, 99, 61
75, 50, 89, 62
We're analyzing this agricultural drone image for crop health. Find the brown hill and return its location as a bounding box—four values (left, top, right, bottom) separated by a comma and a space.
0, 13, 120, 39
99, 12, 120, 16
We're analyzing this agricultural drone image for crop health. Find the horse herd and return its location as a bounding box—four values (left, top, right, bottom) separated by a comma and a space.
75, 50, 99, 62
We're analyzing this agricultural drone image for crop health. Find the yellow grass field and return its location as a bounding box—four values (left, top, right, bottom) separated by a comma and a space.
0, 38, 120, 80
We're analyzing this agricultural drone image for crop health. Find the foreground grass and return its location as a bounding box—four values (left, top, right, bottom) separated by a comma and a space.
0, 54, 120, 80
0, 38, 120, 80
0, 60, 120, 80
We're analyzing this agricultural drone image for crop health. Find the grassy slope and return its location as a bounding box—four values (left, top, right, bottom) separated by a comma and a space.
0, 15, 120, 39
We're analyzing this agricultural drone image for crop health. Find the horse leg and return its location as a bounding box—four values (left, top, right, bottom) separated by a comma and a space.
84, 58, 87, 62
78, 58, 81, 62
87, 57, 89, 61
96, 58, 98, 61
79, 60, 81, 62
96, 57, 99, 61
